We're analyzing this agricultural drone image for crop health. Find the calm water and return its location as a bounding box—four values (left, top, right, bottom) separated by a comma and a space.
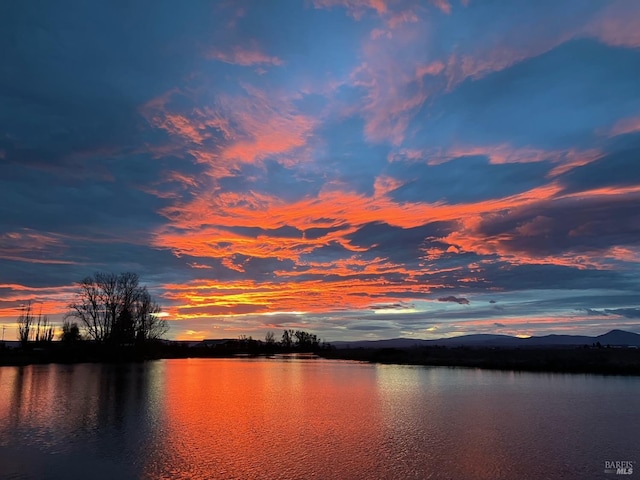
0, 358, 638, 479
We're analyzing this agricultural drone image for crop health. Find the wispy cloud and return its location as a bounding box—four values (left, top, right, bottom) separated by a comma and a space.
207, 45, 284, 67
607, 117, 640, 137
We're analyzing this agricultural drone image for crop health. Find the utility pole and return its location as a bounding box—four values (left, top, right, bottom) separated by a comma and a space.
2, 324, 5, 342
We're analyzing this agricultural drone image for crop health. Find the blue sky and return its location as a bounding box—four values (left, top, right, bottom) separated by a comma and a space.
1, 0, 640, 341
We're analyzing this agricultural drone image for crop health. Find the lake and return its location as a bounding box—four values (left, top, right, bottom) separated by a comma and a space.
0, 358, 638, 479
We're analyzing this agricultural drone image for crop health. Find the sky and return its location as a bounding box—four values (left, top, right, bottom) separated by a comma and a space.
1, 0, 640, 342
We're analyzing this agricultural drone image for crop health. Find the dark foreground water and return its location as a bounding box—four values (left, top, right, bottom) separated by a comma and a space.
0, 358, 638, 479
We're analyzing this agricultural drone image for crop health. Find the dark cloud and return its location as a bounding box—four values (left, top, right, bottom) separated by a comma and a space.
437, 296, 470, 305
470, 193, 640, 258
347, 221, 451, 263
370, 302, 416, 311
578, 308, 608, 316
347, 323, 395, 331
604, 308, 640, 319
486, 264, 640, 293
559, 139, 640, 194
227, 225, 304, 240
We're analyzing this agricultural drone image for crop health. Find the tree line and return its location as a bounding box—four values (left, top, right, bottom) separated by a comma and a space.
12, 271, 331, 360
219, 329, 329, 354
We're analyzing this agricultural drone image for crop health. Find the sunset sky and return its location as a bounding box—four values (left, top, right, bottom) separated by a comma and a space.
1, 0, 640, 342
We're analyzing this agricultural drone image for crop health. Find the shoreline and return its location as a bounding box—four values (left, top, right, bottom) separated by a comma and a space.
2, 343, 640, 375
318, 346, 640, 376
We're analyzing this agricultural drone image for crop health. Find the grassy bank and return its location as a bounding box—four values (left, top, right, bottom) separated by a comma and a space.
318, 345, 640, 375
0, 341, 326, 366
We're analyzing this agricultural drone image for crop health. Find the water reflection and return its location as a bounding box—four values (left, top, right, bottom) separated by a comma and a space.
145, 358, 388, 479
0, 362, 165, 479
375, 366, 640, 479
1, 360, 639, 479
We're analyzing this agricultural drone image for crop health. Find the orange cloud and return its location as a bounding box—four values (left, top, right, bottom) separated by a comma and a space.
373, 175, 404, 197
0, 283, 75, 321
273, 255, 408, 279
161, 275, 436, 321
143, 85, 315, 173
155, 178, 565, 269
221, 256, 246, 273
603, 246, 640, 264
160, 181, 561, 234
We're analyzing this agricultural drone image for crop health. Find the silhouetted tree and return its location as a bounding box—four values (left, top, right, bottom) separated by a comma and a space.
134, 288, 167, 342
67, 272, 167, 346
60, 320, 81, 342
279, 329, 321, 351
17, 302, 35, 347
265, 331, 276, 345
17, 302, 54, 346
294, 330, 319, 350
281, 329, 295, 349
33, 307, 54, 344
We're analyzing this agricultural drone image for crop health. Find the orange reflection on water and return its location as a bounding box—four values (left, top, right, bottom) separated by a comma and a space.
144, 358, 387, 480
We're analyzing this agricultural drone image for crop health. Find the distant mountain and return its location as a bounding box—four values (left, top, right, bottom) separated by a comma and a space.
596, 329, 640, 346
331, 338, 431, 349
515, 335, 596, 347
332, 330, 640, 349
